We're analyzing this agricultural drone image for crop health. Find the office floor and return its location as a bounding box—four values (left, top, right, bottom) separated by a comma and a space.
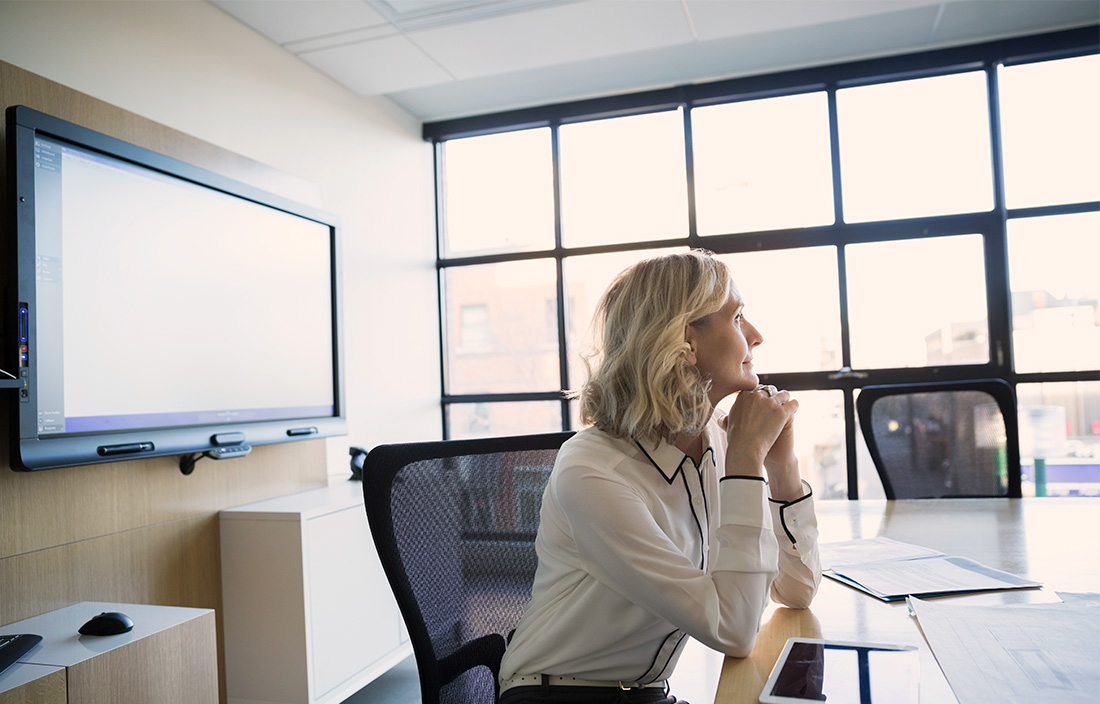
343, 654, 421, 704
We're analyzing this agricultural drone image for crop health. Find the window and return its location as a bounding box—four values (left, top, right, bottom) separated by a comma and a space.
836, 71, 995, 222
431, 29, 1100, 498
1017, 381, 1100, 497
693, 92, 834, 235
443, 259, 559, 395
1008, 212, 1100, 374
999, 54, 1100, 209
458, 304, 490, 352
448, 401, 562, 441
441, 128, 554, 256
845, 235, 989, 369
559, 110, 688, 246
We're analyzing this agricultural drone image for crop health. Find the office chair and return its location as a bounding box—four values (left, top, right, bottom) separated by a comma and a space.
362, 431, 574, 704
857, 380, 1022, 499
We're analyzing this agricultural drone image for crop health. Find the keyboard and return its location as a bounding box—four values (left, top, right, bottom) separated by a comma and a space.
0, 634, 42, 677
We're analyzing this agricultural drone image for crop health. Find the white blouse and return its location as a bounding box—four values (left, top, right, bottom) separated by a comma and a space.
499, 415, 821, 689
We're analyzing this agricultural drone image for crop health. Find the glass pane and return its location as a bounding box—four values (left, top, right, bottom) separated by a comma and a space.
562, 247, 685, 392
692, 92, 835, 235
442, 128, 554, 256
443, 259, 560, 394
716, 247, 842, 373
1008, 212, 1100, 373
1017, 381, 1100, 497
1000, 54, 1100, 209
846, 235, 989, 369
447, 401, 562, 440
837, 72, 994, 222
718, 390, 848, 500
559, 110, 688, 246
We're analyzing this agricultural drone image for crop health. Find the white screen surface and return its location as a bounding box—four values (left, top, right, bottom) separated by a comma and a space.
36, 136, 335, 434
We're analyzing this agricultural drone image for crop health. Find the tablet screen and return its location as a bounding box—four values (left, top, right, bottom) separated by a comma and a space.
761, 639, 918, 704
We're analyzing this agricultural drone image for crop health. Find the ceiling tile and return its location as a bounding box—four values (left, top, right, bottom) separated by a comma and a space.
211, 0, 1099, 121
390, 4, 943, 121
211, 0, 389, 44
286, 25, 399, 53
685, 0, 942, 42
297, 33, 454, 94
408, 0, 693, 79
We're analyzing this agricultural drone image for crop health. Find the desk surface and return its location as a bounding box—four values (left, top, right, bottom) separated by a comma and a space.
667, 498, 1100, 704
2, 601, 213, 669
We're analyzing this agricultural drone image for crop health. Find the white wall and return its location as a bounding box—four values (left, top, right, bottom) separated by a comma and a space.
0, 0, 443, 475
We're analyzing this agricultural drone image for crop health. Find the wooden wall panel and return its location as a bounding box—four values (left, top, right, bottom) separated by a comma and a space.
0, 670, 66, 704
1, 514, 220, 623
0, 440, 327, 559
0, 60, 333, 703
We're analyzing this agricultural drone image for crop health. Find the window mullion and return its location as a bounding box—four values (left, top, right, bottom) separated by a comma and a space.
984, 60, 1015, 379
551, 122, 571, 429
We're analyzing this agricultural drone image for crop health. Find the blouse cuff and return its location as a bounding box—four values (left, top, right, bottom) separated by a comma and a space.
768, 481, 817, 547
714, 477, 779, 573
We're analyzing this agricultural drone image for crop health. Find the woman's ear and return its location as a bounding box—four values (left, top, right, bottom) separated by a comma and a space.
684, 325, 697, 365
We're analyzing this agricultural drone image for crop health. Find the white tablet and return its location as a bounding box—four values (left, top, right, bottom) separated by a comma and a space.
759, 638, 919, 704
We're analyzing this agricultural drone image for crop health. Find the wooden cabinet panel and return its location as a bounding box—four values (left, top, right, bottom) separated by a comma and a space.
66, 614, 217, 704
0, 668, 66, 704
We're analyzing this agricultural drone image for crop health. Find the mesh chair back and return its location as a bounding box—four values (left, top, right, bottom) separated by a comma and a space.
857, 380, 1021, 499
363, 432, 573, 704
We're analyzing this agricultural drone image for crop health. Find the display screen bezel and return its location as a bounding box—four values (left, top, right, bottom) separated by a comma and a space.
6, 105, 347, 470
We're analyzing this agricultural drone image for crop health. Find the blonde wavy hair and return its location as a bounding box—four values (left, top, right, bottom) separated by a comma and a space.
578, 249, 732, 444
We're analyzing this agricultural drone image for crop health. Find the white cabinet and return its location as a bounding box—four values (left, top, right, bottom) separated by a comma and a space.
220, 480, 411, 704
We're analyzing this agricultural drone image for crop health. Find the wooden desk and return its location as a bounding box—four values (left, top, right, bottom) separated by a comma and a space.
669, 498, 1100, 704
0, 601, 217, 704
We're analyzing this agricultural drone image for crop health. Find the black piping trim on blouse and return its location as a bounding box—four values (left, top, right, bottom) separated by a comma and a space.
769, 485, 814, 545
675, 448, 713, 570
696, 463, 710, 558
679, 463, 707, 570
635, 441, 715, 486
635, 441, 680, 486
638, 630, 686, 685
720, 475, 766, 483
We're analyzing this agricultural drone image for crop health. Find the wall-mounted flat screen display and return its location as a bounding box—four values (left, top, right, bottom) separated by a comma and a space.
6, 105, 346, 470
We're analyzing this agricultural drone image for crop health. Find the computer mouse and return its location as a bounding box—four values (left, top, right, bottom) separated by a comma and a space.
78, 611, 134, 636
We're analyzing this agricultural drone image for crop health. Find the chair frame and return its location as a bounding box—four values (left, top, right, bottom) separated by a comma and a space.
856, 379, 1022, 499
362, 431, 574, 704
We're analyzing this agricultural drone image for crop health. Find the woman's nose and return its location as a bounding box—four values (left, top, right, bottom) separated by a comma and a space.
746, 320, 763, 347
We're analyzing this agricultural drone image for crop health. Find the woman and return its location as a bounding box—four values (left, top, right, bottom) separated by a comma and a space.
498, 250, 821, 704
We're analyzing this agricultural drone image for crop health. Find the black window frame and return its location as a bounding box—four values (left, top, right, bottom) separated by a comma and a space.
427, 26, 1100, 498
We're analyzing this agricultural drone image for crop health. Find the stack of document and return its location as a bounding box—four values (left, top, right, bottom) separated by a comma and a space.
908, 594, 1100, 703
820, 537, 1041, 601
820, 538, 1099, 702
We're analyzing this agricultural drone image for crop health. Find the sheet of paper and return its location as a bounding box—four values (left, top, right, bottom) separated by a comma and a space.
909, 597, 1100, 703
828, 556, 1039, 599
819, 537, 943, 570
1055, 591, 1100, 605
